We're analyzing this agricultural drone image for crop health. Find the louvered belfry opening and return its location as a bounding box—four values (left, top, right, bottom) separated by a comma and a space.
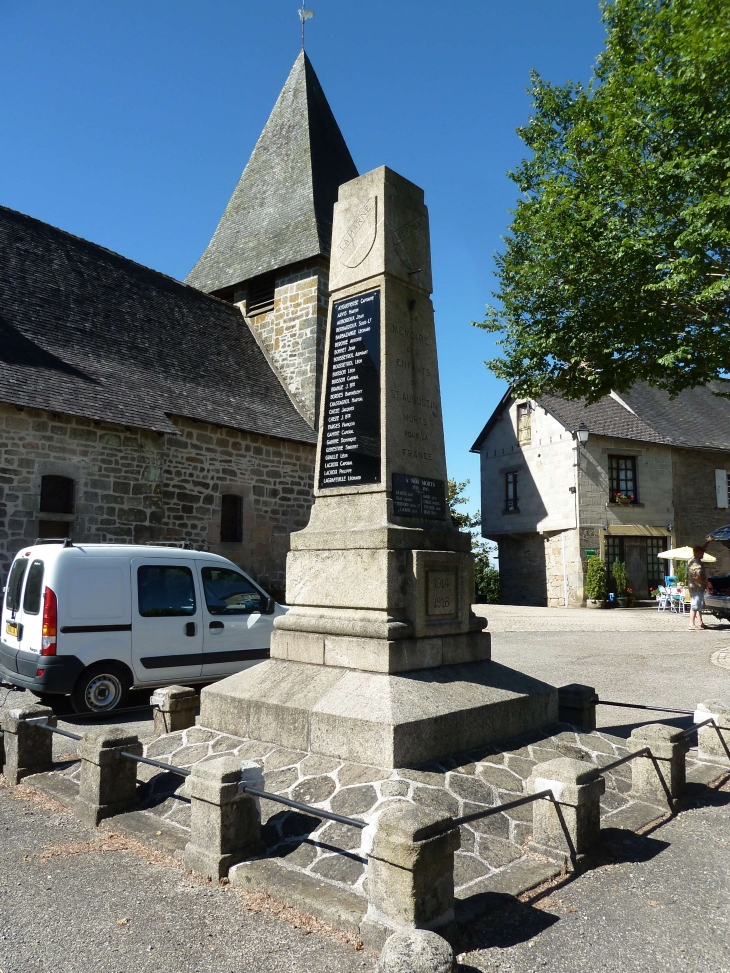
246, 273, 276, 316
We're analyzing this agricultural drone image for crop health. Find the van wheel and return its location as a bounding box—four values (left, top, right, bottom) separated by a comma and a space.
71, 663, 130, 715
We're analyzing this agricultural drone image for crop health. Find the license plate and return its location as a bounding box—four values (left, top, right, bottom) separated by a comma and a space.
6, 621, 18, 637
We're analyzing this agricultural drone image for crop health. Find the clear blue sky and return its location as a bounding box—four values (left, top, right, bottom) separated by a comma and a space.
0, 1, 607, 520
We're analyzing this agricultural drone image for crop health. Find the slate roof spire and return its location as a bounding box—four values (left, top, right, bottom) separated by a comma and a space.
186, 52, 358, 295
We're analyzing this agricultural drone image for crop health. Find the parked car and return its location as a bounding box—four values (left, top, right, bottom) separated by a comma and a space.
0, 541, 285, 714
706, 574, 730, 622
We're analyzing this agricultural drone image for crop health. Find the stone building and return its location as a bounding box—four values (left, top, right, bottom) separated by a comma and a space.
0, 52, 357, 600
471, 383, 730, 606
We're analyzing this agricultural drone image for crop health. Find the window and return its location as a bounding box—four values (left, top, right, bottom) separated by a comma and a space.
40, 475, 74, 514
22, 560, 44, 615
201, 567, 265, 615
516, 404, 531, 445
646, 538, 665, 591
246, 273, 276, 315
137, 565, 196, 617
37, 521, 71, 540
505, 471, 519, 512
5, 559, 29, 612
609, 456, 638, 503
220, 494, 243, 543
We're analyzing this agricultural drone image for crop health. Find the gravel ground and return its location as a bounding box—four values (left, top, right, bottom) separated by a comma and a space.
479, 606, 730, 736
0, 781, 374, 973
458, 785, 730, 973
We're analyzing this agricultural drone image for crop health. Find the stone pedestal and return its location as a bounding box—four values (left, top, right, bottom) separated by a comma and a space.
183, 757, 265, 881
695, 699, 730, 764
200, 166, 557, 767
361, 803, 459, 951
75, 729, 142, 826
527, 757, 605, 861
1, 704, 55, 784
150, 685, 198, 734
558, 684, 598, 732
628, 723, 688, 806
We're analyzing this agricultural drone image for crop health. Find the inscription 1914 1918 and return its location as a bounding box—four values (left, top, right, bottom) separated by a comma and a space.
392, 473, 446, 519
318, 290, 381, 488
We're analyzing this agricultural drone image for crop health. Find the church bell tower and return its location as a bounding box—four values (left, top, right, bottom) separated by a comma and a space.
186, 53, 358, 429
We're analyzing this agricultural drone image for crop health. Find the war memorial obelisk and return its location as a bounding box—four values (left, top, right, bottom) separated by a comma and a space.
201, 166, 557, 767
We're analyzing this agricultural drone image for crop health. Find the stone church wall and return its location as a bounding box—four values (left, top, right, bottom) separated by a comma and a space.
236, 258, 329, 429
0, 402, 315, 601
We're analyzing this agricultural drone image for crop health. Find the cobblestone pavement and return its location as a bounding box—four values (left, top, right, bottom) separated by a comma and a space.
39, 720, 728, 909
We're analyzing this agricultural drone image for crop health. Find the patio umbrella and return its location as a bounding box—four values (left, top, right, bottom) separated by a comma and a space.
657, 547, 717, 563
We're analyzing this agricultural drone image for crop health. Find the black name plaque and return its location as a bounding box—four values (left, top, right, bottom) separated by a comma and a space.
392, 473, 447, 519
318, 290, 381, 488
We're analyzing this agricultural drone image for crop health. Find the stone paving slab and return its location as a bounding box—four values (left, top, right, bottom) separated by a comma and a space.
34, 718, 725, 908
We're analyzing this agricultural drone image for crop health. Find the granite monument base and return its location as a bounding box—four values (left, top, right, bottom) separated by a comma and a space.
199, 659, 558, 769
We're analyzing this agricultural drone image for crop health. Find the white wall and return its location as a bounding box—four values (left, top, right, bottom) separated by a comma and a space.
479, 400, 577, 537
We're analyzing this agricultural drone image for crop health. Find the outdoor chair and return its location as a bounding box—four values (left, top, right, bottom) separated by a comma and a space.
670, 586, 688, 613
656, 586, 671, 611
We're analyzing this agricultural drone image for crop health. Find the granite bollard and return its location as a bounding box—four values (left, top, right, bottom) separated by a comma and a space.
360, 803, 460, 951
558, 684, 598, 732
695, 699, 730, 764
1, 704, 55, 784
527, 757, 604, 862
628, 723, 688, 806
150, 685, 198, 734
183, 757, 265, 881
375, 928, 454, 973
74, 728, 143, 826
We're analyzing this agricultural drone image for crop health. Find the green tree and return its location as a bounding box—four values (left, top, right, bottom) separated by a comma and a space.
446, 478, 481, 531
479, 0, 730, 402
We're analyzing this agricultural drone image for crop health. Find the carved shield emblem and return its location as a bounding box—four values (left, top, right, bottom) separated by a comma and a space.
337, 196, 377, 268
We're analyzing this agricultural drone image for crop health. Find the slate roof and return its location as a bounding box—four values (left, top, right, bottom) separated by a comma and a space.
471, 382, 730, 453
0, 205, 317, 445
186, 52, 358, 294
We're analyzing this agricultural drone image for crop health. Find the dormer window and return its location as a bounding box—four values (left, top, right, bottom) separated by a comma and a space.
517, 403, 531, 445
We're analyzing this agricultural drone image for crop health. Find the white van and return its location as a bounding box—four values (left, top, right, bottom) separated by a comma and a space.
0, 541, 285, 714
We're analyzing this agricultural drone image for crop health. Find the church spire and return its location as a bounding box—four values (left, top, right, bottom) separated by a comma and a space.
186, 52, 357, 296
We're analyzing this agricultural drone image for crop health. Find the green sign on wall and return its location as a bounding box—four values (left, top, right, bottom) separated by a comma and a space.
585, 549, 597, 557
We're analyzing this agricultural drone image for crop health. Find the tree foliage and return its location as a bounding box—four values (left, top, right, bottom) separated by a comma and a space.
479, 0, 730, 402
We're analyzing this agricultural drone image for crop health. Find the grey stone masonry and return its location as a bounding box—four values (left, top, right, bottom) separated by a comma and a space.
361, 803, 460, 952
0, 403, 316, 601
151, 686, 198, 735
183, 757, 265, 881
527, 757, 605, 862
695, 699, 730, 765
74, 728, 143, 827
628, 723, 688, 806
558, 684, 598, 732
0, 704, 55, 784
375, 929, 455, 973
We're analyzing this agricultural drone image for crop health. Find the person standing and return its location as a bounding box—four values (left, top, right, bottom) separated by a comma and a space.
687, 546, 709, 630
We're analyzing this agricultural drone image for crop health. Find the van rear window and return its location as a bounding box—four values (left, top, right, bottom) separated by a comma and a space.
23, 560, 45, 615
5, 559, 28, 612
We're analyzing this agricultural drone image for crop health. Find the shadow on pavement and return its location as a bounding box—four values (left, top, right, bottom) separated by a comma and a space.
456, 892, 559, 954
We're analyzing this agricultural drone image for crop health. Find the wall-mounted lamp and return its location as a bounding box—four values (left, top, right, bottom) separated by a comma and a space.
572, 423, 589, 467
666, 523, 674, 534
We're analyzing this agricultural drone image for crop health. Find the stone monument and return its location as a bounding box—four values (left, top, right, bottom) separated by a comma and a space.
201, 166, 557, 767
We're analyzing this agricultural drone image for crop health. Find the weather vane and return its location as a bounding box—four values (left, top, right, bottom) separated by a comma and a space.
298, 2, 314, 50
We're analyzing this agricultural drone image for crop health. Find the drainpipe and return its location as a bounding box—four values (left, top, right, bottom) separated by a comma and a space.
562, 530, 569, 607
